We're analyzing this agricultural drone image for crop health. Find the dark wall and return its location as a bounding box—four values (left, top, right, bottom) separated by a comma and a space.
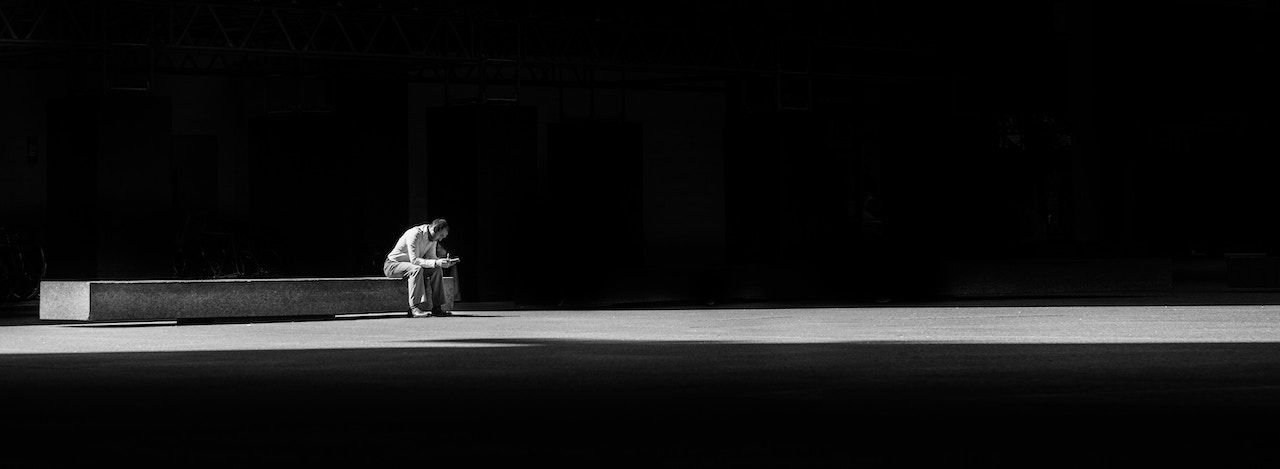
46, 94, 174, 280
332, 72, 413, 271
1088, 2, 1280, 256
37, 72, 410, 280
425, 105, 539, 302
247, 114, 353, 277
545, 121, 645, 304
0, 70, 57, 238
13, 1, 1280, 301
726, 111, 855, 262
409, 83, 725, 305
246, 73, 410, 278
170, 134, 219, 278
547, 121, 644, 267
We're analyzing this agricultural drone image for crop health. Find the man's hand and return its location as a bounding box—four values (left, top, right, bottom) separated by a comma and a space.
437, 258, 460, 268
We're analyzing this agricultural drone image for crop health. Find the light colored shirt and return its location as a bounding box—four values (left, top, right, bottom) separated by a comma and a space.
387, 224, 444, 268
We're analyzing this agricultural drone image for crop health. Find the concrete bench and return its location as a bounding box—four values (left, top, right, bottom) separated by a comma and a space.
40, 277, 458, 322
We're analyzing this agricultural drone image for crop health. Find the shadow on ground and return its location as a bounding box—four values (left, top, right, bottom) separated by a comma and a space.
5, 339, 1280, 467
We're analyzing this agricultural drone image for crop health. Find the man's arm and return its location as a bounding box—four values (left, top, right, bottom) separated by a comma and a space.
433, 244, 458, 268
405, 230, 440, 268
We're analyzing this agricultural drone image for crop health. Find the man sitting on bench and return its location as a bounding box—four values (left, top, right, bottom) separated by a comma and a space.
384, 218, 458, 318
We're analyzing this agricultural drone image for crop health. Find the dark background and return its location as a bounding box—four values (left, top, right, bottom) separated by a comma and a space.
3, 0, 1279, 306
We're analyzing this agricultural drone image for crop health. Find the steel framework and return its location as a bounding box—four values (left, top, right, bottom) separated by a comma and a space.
1, 0, 940, 106
3, 1, 934, 71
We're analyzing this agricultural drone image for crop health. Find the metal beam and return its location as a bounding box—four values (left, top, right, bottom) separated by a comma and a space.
0, 0, 938, 82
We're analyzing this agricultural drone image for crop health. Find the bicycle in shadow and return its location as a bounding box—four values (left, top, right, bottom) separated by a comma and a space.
171, 231, 282, 279
0, 227, 45, 303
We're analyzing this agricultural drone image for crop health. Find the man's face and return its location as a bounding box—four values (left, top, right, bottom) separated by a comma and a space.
431, 227, 449, 242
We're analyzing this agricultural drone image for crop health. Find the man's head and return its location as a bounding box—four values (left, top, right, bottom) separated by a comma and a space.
427, 218, 449, 241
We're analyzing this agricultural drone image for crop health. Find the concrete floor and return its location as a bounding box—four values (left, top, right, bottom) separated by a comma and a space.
4, 297, 1280, 467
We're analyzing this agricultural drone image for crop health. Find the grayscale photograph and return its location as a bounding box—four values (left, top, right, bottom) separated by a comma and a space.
3, 0, 1279, 466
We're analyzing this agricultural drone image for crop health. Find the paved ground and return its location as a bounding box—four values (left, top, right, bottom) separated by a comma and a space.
4, 298, 1280, 467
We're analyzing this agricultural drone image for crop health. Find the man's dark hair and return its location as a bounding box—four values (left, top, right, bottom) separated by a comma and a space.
428, 218, 449, 232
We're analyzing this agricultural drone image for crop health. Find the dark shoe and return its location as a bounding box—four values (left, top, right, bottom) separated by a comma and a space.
431, 308, 453, 317
410, 306, 432, 318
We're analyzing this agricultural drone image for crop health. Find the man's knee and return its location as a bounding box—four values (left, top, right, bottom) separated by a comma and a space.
404, 265, 442, 280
